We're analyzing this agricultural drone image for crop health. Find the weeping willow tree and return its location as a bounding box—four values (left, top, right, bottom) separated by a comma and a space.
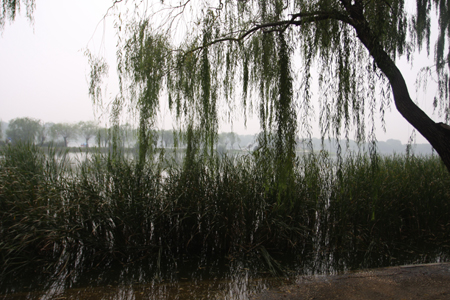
86, 0, 449, 173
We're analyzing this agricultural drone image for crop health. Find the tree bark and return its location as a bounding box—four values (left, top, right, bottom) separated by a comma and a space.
341, 0, 450, 173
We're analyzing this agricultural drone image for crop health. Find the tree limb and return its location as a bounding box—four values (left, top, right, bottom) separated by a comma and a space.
182, 10, 353, 54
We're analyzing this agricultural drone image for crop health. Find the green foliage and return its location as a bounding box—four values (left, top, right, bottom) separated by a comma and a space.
78, 121, 98, 147
0, 143, 71, 274
6, 117, 41, 144
118, 123, 137, 148
1, 143, 449, 280
5, 2, 450, 287
49, 123, 78, 147
217, 132, 240, 150
85, 49, 109, 107
83, 1, 450, 168
113, 20, 171, 166
36, 122, 52, 145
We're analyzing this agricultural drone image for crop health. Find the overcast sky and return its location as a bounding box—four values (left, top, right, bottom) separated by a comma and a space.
0, 0, 442, 144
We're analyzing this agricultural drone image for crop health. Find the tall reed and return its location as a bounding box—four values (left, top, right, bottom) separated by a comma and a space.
1, 143, 449, 282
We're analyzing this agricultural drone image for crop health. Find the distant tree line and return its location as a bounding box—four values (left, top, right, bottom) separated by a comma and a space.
0, 118, 186, 150
1, 117, 433, 154
0, 118, 241, 151
1, 117, 135, 148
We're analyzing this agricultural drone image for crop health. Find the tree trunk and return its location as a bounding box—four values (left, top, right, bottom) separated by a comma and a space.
342, 1, 450, 173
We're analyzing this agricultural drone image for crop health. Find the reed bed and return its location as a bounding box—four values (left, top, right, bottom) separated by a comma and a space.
1, 143, 449, 283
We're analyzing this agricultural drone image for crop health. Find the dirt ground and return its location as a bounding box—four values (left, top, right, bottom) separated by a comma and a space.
251, 263, 450, 300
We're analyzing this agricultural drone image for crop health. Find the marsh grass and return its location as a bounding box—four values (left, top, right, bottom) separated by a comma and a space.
1, 143, 449, 286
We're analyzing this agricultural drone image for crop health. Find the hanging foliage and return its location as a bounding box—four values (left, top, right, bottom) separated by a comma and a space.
85, 0, 450, 172
114, 19, 171, 165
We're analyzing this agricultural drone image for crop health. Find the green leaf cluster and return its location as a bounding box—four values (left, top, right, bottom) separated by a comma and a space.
85, 0, 450, 169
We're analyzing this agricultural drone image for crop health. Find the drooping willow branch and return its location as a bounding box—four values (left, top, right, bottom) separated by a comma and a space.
180, 10, 353, 55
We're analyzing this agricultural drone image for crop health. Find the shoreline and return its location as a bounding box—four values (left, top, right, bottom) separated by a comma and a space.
251, 262, 450, 300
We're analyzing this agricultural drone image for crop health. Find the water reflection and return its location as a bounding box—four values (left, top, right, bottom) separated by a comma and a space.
1, 248, 447, 300
0, 257, 292, 300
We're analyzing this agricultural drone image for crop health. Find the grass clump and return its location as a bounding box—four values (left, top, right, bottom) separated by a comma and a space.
0, 143, 449, 283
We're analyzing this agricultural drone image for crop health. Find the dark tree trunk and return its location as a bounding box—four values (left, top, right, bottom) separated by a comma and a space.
341, 0, 450, 173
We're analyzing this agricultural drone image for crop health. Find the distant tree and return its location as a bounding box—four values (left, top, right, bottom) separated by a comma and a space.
6, 117, 41, 144
218, 133, 230, 150
78, 121, 98, 147
50, 123, 78, 147
217, 132, 240, 150
160, 129, 174, 148
386, 139, 403, 148
118, 123, 136, 148
96, 126, 111, 148
227, 132, 240, 150
37, 122, 53, 145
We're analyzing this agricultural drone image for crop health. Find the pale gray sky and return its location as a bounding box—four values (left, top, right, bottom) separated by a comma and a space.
0, 0, 442, 144
0, 0, 116, 124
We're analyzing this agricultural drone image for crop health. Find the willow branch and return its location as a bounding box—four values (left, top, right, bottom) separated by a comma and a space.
181, 10, 353, 55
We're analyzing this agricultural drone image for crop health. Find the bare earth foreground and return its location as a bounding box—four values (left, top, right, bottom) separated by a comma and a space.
251, 263, 450, 300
